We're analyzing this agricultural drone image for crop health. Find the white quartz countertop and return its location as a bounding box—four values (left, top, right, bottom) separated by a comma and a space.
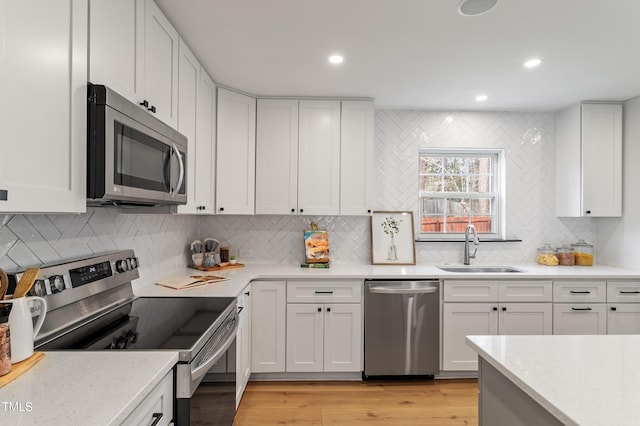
466, 334, 640, 426
0, 351, 178, 425
135, 262, 640, 298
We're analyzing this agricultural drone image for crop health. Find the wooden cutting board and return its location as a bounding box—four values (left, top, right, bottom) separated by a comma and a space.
190, 263, 245, 272
0, 352, 45, 387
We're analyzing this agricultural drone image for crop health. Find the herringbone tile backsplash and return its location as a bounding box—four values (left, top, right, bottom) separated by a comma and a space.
0, 109, 596, 284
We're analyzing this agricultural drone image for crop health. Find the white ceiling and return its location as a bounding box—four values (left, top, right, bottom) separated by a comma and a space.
155, 0, 640, 111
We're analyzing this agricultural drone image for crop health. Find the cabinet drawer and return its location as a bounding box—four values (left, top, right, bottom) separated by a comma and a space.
121, 370, 173, 426
607, 281, 640, 303
552, 281, 606, 303
498, 281, 552, 302
287, 281, 362, 303
443, 280, 498, 302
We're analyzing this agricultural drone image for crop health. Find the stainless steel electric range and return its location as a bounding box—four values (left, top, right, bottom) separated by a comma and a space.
9, 250, 237, 426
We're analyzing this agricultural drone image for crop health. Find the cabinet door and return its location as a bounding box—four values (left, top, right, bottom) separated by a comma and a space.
121, 370, 173, 426
498, 303, 552, 335
552, 304, 606, 335
581, 103, 622, 217
175, 38, 201, 214
297, 100, 341, 215
89, 0, 144, 103
443, 280, 499, 302
286, 303, 324, 372
340, 100, 374, 215
607, 304, 640, 334
251, 281, 286, 373
0, 0, 87, 213
143, 0, 178, 128
194, 70, 216, 213
255, 99, 299, 214
216, 88, 256, 214
498, 281, 552, 302
236, 285, 251, 408
324, 304, 362, 372
442, 303, 498, 371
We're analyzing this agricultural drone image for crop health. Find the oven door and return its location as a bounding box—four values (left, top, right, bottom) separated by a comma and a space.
175, 311, 238, 426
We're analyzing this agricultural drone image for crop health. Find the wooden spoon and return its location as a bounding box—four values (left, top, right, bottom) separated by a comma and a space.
13, 267, 40, 298
0, 269, 8, 300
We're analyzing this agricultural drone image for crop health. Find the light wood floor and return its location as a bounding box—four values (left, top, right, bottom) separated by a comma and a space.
235, 379, 479, 426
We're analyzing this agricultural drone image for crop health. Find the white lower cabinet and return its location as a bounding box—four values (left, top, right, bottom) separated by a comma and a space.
442, 303, 497, 371
236, 284, 251, 408
286, 303, 362, 373
607, 304, 640, 334
251, 281, 286, 373
442, 280, 552, 372
552, 280, 606, 335
552, 304, 607, 334
121, 370, 173, 426
606, 281, 640, 334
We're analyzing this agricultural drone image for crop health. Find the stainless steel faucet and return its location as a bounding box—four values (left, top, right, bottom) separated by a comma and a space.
464, 223, 479, 265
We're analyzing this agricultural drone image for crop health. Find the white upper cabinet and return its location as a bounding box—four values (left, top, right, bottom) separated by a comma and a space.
89, 0, 144, 103
556, 102, 622, 217
340, 101, 375, 215
297, 100, 341, 215
89, 0, 179, 128
255, 99, 299, 214
216, 88, 256, 215
0, 0, 88, 213
176, 39, 214, 214
143, 0, 179, 128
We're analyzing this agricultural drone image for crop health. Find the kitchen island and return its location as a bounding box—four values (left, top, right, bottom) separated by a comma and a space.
466, 334, 640, 425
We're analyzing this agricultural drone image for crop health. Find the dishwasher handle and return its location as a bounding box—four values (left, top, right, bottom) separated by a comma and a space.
368, 283, 438, 295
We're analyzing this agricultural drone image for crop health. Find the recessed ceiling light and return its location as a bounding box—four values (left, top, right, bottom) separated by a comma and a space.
328, 55, 344, 65
475, 94, 488, 102
458, 0, 498, 16
524, 58, 542, 68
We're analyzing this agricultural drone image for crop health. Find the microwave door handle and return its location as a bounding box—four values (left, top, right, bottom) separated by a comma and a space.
171, 143, 184, 197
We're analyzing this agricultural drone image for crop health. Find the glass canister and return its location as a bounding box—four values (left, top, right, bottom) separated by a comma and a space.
571, 239, 594, 266
537, 243, 559, 266
0, 303, 12, 376
556, 244, 575, 266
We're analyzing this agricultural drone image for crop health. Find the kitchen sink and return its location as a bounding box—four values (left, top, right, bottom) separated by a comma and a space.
437, 266, 525, 273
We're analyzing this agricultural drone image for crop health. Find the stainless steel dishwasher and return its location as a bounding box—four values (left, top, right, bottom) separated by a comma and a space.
364, 279, 440, 378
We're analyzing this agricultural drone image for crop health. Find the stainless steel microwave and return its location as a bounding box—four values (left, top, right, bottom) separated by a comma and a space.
87, 83, 187, 207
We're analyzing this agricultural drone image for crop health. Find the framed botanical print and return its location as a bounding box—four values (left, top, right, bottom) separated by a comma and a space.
370, 211, 416, 265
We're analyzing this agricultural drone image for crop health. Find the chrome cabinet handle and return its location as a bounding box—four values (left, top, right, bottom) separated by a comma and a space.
171, 143, 184, 197
150, 412, 163, 426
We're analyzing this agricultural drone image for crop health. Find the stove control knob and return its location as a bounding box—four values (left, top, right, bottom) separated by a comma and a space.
31, 280, 47, 297
113, 336, 127, 349
129, 257, 138, 269
50, 275, 65, 293
116, 259, 129, 273
125, 330, 138, 345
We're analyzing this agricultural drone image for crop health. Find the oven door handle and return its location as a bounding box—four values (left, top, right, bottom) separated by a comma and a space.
190, 317, 238, 382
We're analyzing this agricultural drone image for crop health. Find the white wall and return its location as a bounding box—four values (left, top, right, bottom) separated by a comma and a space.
0, 208, 199, 291
596, 96, 640, 269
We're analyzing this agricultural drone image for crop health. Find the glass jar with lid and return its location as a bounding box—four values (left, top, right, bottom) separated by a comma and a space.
537, 243, 558, 265
571, 239, 594, 266
556, 244, 575, 266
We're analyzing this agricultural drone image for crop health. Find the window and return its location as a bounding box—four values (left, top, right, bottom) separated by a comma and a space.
418, 148, 505, 240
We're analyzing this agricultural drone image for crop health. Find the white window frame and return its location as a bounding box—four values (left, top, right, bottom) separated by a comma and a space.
418, 148, 506, 241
